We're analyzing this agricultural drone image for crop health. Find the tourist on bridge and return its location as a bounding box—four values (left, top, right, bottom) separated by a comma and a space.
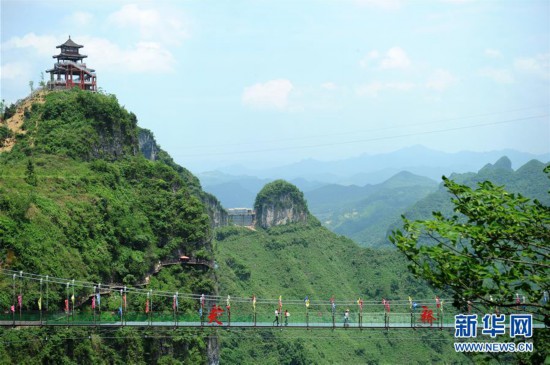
284, 309, 289, 326
273, 309, 279, 326
344, 308, 350, 328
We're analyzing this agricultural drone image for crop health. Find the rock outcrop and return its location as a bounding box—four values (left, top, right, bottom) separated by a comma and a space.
138, 128, 159, 161
254, 180, 309, 229
203, 192, 229, 228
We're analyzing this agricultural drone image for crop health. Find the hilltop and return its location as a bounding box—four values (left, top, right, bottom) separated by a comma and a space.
254, 179, 309, 228
0, 89, 222, 363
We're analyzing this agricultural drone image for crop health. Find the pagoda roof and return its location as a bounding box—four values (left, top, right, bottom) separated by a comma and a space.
46, 63, 96, 74
56, 36, 83, 49
53, 53, 87, 59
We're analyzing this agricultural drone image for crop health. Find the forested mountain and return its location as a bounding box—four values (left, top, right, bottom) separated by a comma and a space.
308, 157, 550, 249
393, 156, 550, 231
213, 180, 467, 364
305, 171, 438, 248
0, 89, 219, 363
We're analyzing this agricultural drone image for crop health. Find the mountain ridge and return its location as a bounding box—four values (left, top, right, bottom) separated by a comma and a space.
208, 145, 549, 185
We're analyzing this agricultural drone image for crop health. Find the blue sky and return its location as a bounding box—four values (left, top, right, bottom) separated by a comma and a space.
1, 0, 549, 173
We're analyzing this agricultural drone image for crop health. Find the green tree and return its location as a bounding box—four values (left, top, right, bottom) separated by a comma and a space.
0, 125, 13, 147
390, 168, 550, 323
24, 159, 37, 186
29, 80, 34, 94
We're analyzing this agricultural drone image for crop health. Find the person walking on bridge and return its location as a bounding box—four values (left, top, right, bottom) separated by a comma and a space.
344, 308, 350, 328
273, 309, 279, 326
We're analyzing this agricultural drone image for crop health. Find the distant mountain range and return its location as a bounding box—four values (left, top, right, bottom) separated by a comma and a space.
198, 146, 549, 208
306, 170, 439, 248
380, 156, 550, 249
309, 156, 549, 249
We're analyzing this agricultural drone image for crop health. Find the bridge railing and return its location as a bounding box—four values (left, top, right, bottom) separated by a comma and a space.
0, 309, 457, 327
2, 269, 544, 328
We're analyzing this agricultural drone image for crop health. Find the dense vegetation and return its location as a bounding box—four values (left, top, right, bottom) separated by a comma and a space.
390, 169, 550, 364
0, 89, 216, 363
0, 126, 12, 147
213, 215, 467, 363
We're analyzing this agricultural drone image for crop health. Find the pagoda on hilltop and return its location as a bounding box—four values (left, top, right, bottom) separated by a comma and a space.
46, 36, 97, 91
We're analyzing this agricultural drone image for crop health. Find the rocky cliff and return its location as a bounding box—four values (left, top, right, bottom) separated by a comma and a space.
203, 192, 229, 228
254, 180, 309, 229
138, 128, 159, 161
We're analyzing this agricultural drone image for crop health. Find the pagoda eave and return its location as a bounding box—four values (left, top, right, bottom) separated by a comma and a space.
53, 54, 87, 59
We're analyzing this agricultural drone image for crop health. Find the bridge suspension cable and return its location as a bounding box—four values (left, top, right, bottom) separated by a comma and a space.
1, 268, 451, 305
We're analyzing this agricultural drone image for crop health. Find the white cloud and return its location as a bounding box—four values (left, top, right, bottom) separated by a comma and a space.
242, 79, 294, 110
380, 47, 411, 69
514, 53, 550, 80
70, 11, 94, 26
479, 68, 514, 84
356, 81, 414, 97
321, 82, 337, 90
0, 62, 30, 80
354, 0, 402, 10
81, 37, 176, 73
360, 47, 410, 69
1, 32, 176, 74
484, 48, 501, 58
108, 4, 188, 46
426, 69, 457, 91
1, 33, 59, 57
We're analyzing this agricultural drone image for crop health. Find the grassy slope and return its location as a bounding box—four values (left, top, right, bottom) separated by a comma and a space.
214, 220, 469, 364
332, 184, 436, 248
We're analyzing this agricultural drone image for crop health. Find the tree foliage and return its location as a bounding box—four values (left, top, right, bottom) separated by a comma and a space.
390, 167, 550, 325
0, 125, 13, 147
255, 180, 307, 211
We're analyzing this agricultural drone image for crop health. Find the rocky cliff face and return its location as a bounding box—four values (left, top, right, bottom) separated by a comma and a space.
138, 128, 159, 161
91, 124, 138, 160
203, 193, 229, 228
254, 180, 309, 229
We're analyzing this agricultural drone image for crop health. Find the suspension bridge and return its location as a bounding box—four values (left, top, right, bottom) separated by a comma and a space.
1, 269, 545, 332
